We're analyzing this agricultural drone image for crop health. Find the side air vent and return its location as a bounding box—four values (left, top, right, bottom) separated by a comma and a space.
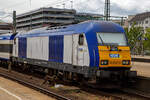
46, 26, 67, 30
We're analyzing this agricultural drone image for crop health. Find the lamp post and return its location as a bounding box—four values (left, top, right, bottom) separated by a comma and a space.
141, 30, 144, 56
70, 0, 73, 9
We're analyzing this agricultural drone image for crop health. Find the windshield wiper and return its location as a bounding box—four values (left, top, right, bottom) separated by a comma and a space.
98, 34, 109, 49
98, 34, 105, 46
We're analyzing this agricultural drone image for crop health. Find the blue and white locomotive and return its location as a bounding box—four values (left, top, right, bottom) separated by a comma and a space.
0, 21, 136, 81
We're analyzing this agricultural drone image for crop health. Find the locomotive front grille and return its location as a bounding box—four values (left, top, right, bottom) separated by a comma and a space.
109, 60, 122, 65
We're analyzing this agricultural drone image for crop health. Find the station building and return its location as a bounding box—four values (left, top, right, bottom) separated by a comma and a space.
16, 7, 76, 31
16, 7, 105, 31
129, 12, 150, 32
0, 21, 12, 34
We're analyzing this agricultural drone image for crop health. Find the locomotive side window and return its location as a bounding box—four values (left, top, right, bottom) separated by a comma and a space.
78, 34, 84, 45
14, 38, 16, 45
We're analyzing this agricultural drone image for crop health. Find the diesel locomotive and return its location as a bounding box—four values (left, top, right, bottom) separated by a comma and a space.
0, 21, 137, 82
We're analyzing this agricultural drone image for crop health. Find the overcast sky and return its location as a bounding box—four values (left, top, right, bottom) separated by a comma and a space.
0, 0, 150, 22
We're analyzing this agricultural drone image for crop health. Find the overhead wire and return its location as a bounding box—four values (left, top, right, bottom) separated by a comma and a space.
0, 1, 27, 11
46, 0, 74, 8
0, 1, 26, 21
46, 0, 67, 7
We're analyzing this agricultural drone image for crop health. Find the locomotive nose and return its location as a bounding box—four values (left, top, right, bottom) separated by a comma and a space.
98, 46, 132, 68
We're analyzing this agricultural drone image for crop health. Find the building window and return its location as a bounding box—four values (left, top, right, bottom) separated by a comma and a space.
145, 20, 148, 24
135, 22, 138, 25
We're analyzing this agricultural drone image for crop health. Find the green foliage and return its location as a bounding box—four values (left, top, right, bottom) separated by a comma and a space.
125, 23, 143, 52
144, 28, 150, 51
125, 23, 150, 55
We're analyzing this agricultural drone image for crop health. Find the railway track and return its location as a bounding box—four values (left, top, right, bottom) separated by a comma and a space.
0, 67, 109, 100
107, 88, 150, 100
0, 68, 71, 100
0, 70, 124, 100
79, 85, 124, 100
83, 83, 150, 100
121, 88, 150, 99
0, 66, 150, 100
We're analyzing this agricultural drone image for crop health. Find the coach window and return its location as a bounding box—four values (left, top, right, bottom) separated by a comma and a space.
78, 34, 84, 45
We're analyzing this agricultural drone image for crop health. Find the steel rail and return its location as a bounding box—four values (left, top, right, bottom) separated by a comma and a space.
0, 72, 71, 100
1, 67, 150, 100
84, 82, 150, 100
80, 83, 124, 100
120, 88, 150, 99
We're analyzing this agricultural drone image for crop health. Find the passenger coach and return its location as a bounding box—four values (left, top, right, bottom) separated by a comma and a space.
0, 33, 15, 61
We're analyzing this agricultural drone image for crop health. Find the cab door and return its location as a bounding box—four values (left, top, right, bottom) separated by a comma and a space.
72, 34, 84, 66
77, 34, 84, 66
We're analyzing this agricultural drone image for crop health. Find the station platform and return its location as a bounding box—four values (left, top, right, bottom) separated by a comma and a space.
131, 62, 150, 77
131, 55, 150, 77
131, 55, 150, 62
132, 55, 150, 59
0, 77, 55, 100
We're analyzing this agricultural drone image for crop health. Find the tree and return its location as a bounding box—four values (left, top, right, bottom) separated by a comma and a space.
125, 23, 143, 54
143, 28, 150, 54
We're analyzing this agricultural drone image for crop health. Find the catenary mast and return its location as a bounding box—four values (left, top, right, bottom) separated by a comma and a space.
104, 0, 110, 21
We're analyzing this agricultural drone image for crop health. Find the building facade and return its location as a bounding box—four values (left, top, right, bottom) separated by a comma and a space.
75, 13, 103, 23
0, 22, 12, 34
123, 15, 135, 28
129, 12, 150, 32
16, 7, 105, 31
16, 7, 76, 30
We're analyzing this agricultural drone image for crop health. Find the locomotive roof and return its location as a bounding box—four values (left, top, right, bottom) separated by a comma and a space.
15, 20, 125, 38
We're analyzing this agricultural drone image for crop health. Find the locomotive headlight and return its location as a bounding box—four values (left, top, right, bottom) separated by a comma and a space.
122, 61, 126, 65
101, 60, 108, 65
122, 60, 130, 65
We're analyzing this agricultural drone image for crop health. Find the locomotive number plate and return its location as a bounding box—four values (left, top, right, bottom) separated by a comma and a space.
109, 54, 120, 58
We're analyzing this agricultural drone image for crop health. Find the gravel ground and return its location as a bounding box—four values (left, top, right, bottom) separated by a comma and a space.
0, 67, 113, 100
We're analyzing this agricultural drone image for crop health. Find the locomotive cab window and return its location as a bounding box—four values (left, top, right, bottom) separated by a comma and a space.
96, 33, 127, 46
78, 34, 84, 45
